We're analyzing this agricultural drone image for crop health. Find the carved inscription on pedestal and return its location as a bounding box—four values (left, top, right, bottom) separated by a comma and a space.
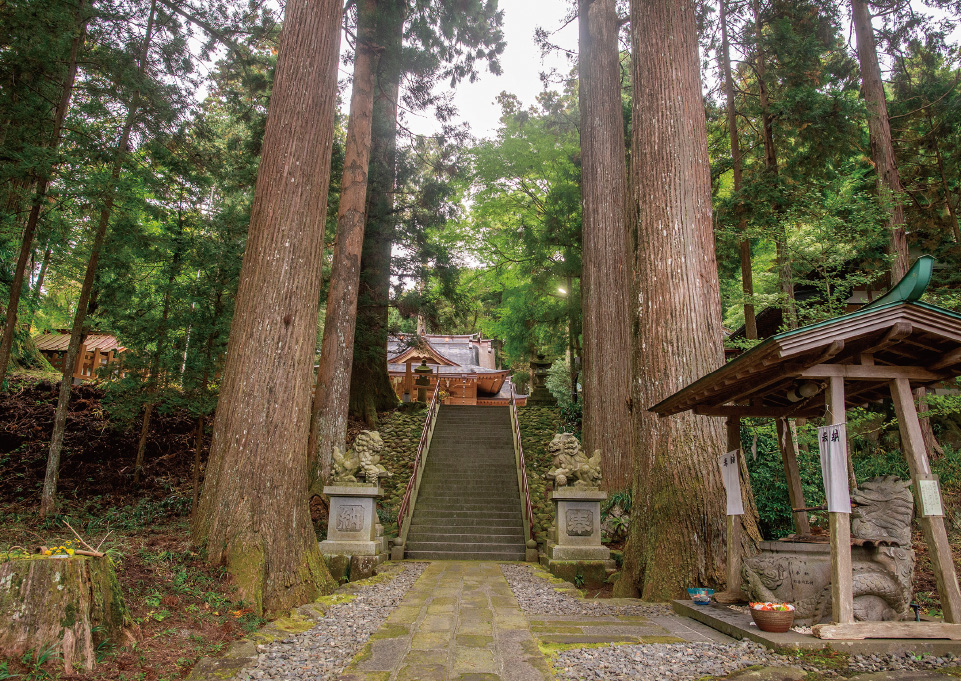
336, 505, 365, 533
566, 509, 593, 537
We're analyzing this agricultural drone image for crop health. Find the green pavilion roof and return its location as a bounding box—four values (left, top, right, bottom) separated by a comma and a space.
650, 256, 961, 418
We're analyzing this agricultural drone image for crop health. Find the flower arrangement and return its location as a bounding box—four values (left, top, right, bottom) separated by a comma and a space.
749, 602, 795, 612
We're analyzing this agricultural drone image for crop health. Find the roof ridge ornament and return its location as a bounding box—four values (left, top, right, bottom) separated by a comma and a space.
862, 255, 934, 311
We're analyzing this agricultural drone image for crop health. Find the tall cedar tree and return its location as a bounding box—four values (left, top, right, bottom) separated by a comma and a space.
309, 0, 380, 484
349, 0, 504, 424
852, 0, 910, 280
192, 0, 342, 614
41, 0, 159, 516
0, 0, 87, 380
578, 0, 632, 490
719, 0, 757, 340
615, 0, 731, 599
349, 0, 405, 426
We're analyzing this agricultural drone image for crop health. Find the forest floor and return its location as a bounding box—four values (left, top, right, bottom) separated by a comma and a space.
0, 373, 387, 681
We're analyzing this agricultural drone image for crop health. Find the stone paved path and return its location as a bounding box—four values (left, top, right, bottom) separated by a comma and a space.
339, 561, 740, 681
340, 561, 549, 681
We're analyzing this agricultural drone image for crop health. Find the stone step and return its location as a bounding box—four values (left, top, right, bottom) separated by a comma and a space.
409, 516, 523, 528
418, 481, 519, 490
406, 530, 524, 543
405, 540, 525, 554
403, 550, 526, 561
417, 499, 521, 513
411, 510, 521, 521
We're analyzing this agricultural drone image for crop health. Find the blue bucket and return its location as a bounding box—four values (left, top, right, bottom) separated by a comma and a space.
686, 587, 715, 605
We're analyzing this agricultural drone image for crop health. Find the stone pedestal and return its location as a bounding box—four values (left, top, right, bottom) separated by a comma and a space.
546, 489, 611, 562
319, 485, 386, 560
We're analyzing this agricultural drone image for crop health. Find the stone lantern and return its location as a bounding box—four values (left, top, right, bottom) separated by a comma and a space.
527, 353, 556, 406
413, 359, 433, 402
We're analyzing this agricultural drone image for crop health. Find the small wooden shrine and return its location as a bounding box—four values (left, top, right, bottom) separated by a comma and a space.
34, 331, 124, 382
652, 256, 961, 638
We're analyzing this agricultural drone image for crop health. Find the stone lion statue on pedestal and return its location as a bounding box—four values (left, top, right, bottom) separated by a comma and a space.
331, 431, 392, 484
546, 433, 602, 488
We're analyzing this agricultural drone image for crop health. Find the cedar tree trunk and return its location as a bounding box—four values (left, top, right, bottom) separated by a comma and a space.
191, 0, 342, 614
578, 0, 632, 490
721, 0, 757, 340
309, 0, 380, 485
852, 0, 909, 280
616, 0, 729, 600
40, 1, 156, 517
348, 0, 405, 426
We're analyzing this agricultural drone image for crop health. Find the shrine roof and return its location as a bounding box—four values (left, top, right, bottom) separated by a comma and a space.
650, 256, 961, 418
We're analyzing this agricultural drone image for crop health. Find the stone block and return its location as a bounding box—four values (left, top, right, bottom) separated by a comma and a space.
324, 485, 381, 543
350, 555, 379, 581
391, 545, 405, 561
547, 559, 615, 588
324, 554, 351, 582
550, 489, 607, 548
548, 543, 611, 561
525, 548, 539, 562
319, 539, 380, 556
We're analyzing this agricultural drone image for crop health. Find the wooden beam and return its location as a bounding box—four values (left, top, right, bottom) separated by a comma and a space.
825, 375, 854, 625
813, 621, 961, 640
776, 418, 810, 536
798, 364, 941, 381
930, 347, 961, 371
857, 321, 912, 357
694, 405, 804, 418
890, 377, 961, 623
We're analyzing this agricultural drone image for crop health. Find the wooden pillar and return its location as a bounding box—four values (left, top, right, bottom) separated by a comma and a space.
405, 360, 412, 398
825, 375, 854, 624
776, 417, 811, 536
890, 377, 961, 623
72, 343, 87, 381
725, 416, 743, 593
91, 348, 102, 378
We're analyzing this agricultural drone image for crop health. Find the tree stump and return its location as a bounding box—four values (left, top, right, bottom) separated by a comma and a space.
0, 555, 132, 671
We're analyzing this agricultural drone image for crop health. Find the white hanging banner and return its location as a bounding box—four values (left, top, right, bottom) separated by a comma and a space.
818, 423, 851, 513
718, 449, 744, 516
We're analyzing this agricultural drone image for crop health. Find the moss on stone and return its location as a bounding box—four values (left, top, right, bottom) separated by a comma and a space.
369, 623, 409, 641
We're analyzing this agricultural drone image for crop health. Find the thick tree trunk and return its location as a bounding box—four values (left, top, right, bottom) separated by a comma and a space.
616, 0, 730, 600
0, 556, 131, 672
852, 0, 909, 280
578, 0, 632, 490
191, 0, 342, 615
0, 5, 85, 380
348, 0, 405, 426
41, 2, 156, 517
721, 0, 757, 340
309, 0, 380, 486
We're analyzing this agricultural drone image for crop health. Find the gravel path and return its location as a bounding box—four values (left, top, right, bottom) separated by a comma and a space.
500, 564, 671, 617
502, 563, 961, 680
236, 562, 427, 681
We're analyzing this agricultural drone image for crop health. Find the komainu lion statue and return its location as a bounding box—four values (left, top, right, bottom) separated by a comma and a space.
741, 476, 914, 625
546, 433, 602, 488
331, 431, 392, 484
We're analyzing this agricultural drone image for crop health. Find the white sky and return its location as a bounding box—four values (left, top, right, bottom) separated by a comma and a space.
398, 0, 579, 141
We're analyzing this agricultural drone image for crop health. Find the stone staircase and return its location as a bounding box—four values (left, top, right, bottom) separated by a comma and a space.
404, 405, 526, 561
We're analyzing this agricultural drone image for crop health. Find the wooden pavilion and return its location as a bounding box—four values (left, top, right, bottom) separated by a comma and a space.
652, 256, 961, 637
34, 331, 124, 382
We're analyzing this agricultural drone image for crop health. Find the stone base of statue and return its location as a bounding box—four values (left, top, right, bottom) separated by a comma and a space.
545, 488, 611, 563
319, 484, 387, 566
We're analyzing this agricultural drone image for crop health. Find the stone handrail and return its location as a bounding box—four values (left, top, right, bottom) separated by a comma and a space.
396, 381, 441, 545
510, 385, 535, 543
